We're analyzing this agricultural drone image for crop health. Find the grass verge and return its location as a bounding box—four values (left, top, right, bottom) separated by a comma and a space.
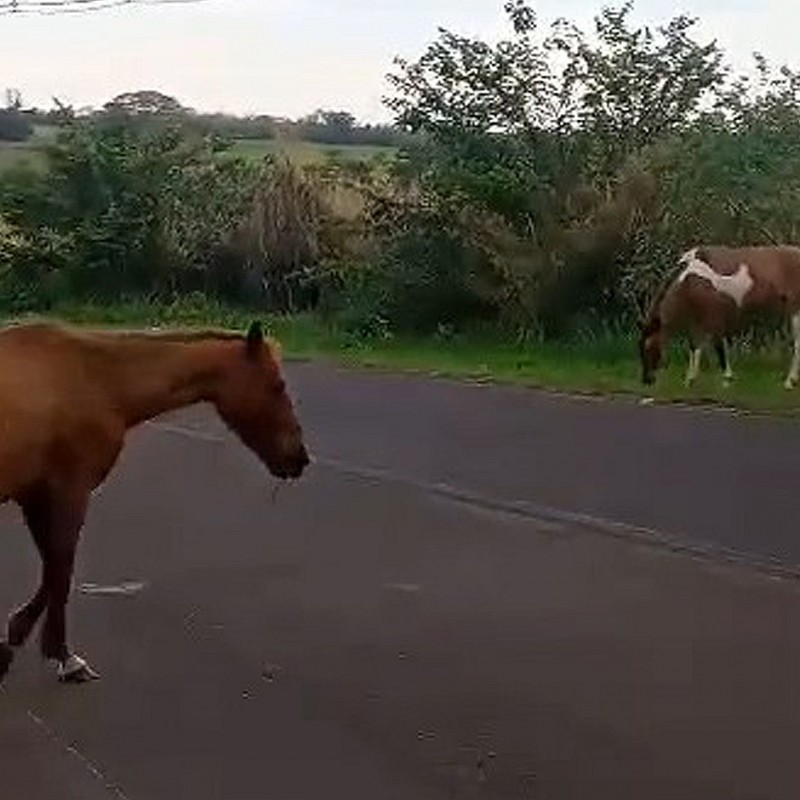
5, 299, 800, 418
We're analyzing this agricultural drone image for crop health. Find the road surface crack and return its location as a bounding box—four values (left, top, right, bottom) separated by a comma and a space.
25, 709, 138, 800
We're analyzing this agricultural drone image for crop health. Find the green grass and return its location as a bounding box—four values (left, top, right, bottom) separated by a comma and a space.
7, 299, 800, 419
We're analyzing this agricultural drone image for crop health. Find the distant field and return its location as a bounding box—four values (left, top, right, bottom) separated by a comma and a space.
0, 125, 58, 171
0, 128, 395, 172
0, 140, 46, 171
229, 138, 396, 165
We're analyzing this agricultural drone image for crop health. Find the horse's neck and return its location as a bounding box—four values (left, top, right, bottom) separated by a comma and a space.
98, 337, 228, 427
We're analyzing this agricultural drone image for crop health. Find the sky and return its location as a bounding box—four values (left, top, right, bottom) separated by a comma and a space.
0, 0, 797, 122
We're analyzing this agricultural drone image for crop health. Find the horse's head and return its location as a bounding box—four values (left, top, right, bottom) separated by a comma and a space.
638, 315, 664, 386
213, 321, 310, 480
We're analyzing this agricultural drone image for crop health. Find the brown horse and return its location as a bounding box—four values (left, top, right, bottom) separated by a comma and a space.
0, 319, 309, 684
639, 245, 800, 388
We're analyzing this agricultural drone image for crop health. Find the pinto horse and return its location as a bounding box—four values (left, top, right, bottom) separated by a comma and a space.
639, 245, 800, 388
0, 320, 309, 684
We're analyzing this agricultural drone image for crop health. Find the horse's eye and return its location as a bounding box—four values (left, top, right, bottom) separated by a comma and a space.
273, 380, 286, 395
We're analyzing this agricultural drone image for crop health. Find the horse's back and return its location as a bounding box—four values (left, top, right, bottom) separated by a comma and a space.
686, 245, 800, 305
0, 321, 67, 406
0, 323, 114, 498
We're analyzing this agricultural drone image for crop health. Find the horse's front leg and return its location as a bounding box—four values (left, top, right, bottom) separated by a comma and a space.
39, 491, 98, 684
7, 488, 55, 649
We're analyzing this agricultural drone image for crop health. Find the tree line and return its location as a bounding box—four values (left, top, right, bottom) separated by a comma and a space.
0, 88, 409, 148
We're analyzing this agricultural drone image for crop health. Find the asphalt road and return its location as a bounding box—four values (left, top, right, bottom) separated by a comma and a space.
3, 362, 800, 799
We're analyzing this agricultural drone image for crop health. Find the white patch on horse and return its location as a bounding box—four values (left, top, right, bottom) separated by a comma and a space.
678, 249, 754, 307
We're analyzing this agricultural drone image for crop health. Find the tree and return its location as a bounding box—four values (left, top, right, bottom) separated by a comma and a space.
103, 90, 191, 118
0, 88, 32, 141
297, 109, 362, 145
380, 1, 729, 332
302, 109, 356, 130
386, 1, 723, 169
548, 2, 725, 176
4, 88, 22, 111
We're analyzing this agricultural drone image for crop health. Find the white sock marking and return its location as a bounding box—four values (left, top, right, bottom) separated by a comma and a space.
55, 653, 97, 679
785, 312, 800, 388
686, 347, 703, 385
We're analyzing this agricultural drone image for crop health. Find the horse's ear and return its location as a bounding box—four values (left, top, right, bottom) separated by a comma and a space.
245, 320, 263, 358
267, 337, 283, 364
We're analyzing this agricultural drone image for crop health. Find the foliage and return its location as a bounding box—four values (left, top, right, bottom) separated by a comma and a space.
0, 116, 381, 314
0, 120, 261, 306
548, 3, 724, 176
220, 158, 328, 311
378, 0, 799, 334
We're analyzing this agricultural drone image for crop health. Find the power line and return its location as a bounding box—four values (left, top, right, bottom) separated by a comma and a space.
0, 0, 211, 15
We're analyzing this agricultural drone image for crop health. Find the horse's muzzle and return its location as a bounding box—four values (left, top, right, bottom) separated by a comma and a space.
272, 445, 311, 480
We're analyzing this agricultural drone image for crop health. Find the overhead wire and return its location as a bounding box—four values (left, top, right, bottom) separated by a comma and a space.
0, 0, 211, 16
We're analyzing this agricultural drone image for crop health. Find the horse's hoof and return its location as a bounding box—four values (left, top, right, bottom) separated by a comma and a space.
59, 666, 99, 684
55, 654, 99, 684
0, 641, 13, 682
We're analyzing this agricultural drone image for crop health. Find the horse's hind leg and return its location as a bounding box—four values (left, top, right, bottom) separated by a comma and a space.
7, 489, 53, 649
0, 641, 11, 682
714, 337, 734, 386
0, 488, 51, 683
38, 490, 98, 683
785, 311, 800, 389
7, 585, 47, 648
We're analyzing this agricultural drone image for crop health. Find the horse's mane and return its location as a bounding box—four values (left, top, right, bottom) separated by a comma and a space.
77, 325, 285, 359
4, 319, 248, 344
102, 328, 246, 343
642, 255, 687, 331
